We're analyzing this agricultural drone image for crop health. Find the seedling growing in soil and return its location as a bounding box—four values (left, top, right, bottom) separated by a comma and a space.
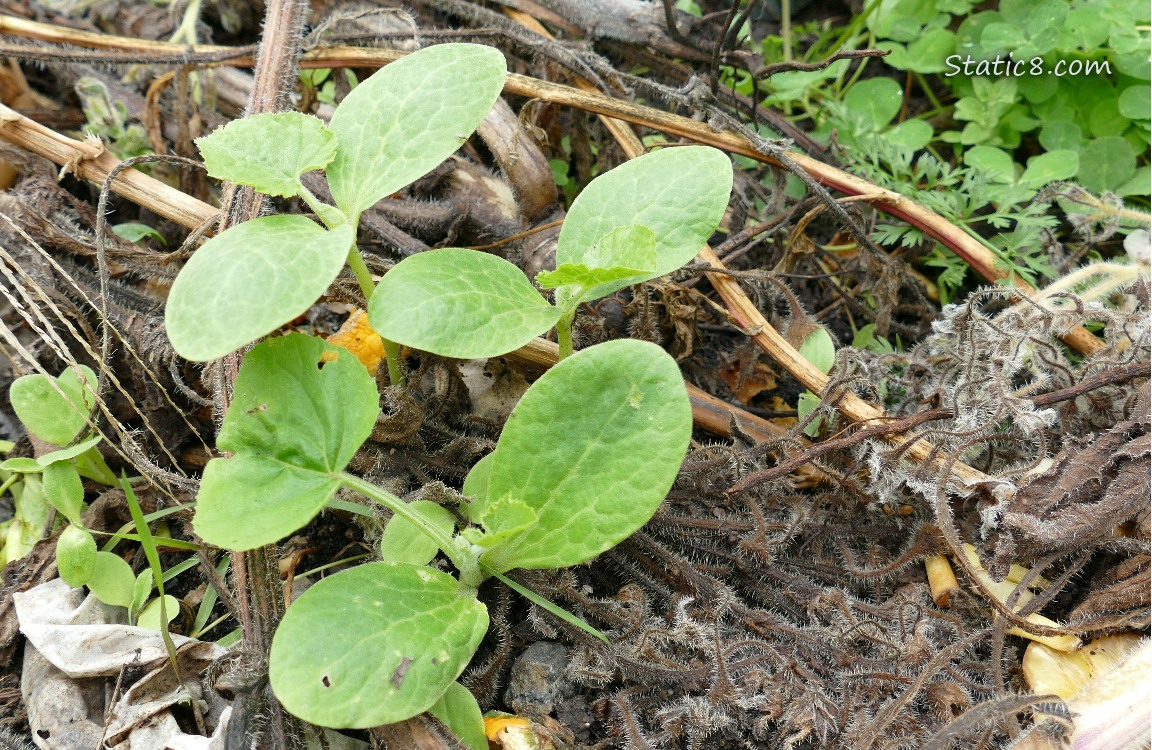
192, 332, 691, 739
164, 44, 507, 380
369, 145, 733, 359
5, 368, 201, 627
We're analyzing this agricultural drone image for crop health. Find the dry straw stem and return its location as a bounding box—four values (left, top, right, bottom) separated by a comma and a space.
0, 16, 993, 486
0, 11, 1103, 360
0, 102, 785, 445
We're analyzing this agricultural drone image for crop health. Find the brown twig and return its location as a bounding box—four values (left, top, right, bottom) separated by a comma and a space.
726, 362, 1149, 495
753, 47, 890, 80
0, 14, 1106, 356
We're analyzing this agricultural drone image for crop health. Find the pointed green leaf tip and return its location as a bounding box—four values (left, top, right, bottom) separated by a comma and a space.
326, 44, 507, 219
270, 562, 489, 728
165, 216, 354, 361
195, 111, 337, 198
193, 334, 378, 550
476, 339, 692, 572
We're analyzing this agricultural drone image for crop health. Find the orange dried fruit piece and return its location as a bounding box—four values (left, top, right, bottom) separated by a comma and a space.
323, 308, 384, 375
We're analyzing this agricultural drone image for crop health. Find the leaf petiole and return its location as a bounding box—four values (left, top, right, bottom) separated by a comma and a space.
338, 471, 480, 586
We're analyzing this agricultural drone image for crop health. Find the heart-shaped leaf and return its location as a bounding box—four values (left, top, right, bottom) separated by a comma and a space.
196, 112, 337, 199
269, 562, 489, 728
369, 248, 559, 358
193, 334, 378, 550
326, 44, 507, 221
9, 365, 98, 446
556, 147, 731, 284
166, 216, 355, 361
478, 340, 691, 572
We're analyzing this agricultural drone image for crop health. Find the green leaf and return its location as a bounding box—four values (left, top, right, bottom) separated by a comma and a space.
379, 500, 456, 566
887, 28, 957, 73
462, 453, 494, 506
427, 682, 487, 750
1039, 121, 1083, 152
843, 78, 904, 130
536, 262, 650, 292
137, 595, 180, 630
195, 112, 337, 199
87, 551, 136, 608
886, 120, 934, 150
10, 366, 98, 446
56, 524, 96, 587
963, 146, 1016, 184
556, 147, 731, 286
468, 497, 536, 547
798, 328, 836, 375
1077, 137, 1137, 193
36, 436, 103, 466
1089, 97, 1129, 138
369, 248, 559, 359
42, 461, 84, 525
194, 334, 378, 550
478, 340, 691, 572
1019, 150, 1079, 189
0, 458, 41, 473
540, 226, 660, 307
797, 390, 824, 437
111, 222, 165, 244
1115, 166, 1152, 197
131, 570, 153, 616
1118, 85, 1151, 121
327, 44, 507, 220
269, 562, 489, 728
166, 216, 355, 361
1061, 9, 1110, 49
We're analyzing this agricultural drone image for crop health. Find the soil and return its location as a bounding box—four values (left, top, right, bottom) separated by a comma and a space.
0, 1, 1148, 749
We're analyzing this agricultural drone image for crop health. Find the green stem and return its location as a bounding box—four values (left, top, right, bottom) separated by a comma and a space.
76, 447, 118, 486
345, 246, 376, 301
382, 338, 404, 386
339, 472, 482, 587
556, 308, 576, 360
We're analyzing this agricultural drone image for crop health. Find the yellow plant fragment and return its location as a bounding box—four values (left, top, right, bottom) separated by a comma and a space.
1023, 633, 1143, 700
484, 713, 567, 749
960, 544, 1080, 651
323, 308, 384, 375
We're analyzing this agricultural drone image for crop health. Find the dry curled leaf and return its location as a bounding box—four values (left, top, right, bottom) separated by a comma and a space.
983, 383, 1150, 583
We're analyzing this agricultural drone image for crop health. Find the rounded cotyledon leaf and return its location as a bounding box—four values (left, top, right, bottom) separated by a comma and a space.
326, 44, 507, 220
478, 339, 692, 572
165, 216, 354, 362
9, 365, 98, 446
193, 334, 378, 551
556, 146, 732, 281
369, 247, 560, 358
269, 561, 489, 728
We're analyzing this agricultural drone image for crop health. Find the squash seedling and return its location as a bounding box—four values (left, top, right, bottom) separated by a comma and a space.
191, 332, 692, 741
369, 145, 733, 359
164, 44, 508, 382
4, 366, 208, 628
